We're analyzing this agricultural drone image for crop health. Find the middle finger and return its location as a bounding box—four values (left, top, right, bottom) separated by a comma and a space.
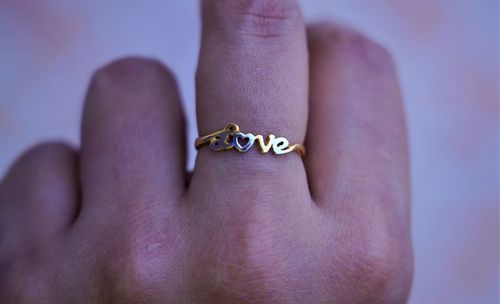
191, 0, 309, 200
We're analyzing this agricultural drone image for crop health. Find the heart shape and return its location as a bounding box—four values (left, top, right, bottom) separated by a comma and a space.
232, 132, 255, 152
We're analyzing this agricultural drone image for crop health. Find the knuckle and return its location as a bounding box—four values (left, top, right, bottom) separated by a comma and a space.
210, 0, 301, 38
0, 255, 52, 303
203, 218, 292, 302
352, 233, 395, 282
91, 56, 173, 92
341, 211, 413, 300
308, 22, 394, 72
102, 232, 170, 301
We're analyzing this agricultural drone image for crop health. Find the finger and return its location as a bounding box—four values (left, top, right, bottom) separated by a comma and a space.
0, 142, 78, 256
80, 57, 186, 215
305, 24, 413, 298
306, 23, 410, 219
191, 0, 309, 197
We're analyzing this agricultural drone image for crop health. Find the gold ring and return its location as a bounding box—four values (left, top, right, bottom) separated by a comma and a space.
195, 123, 305, 156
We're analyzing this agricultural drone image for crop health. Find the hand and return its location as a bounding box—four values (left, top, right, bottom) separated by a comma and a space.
0, 0, 413, 303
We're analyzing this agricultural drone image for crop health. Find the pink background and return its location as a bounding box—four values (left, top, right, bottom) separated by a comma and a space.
0, 1, 498, 302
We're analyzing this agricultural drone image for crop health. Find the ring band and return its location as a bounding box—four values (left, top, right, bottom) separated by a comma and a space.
195, 123, 305, 156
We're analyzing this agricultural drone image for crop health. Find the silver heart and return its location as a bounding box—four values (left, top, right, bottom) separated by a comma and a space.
232, 132, 255, 152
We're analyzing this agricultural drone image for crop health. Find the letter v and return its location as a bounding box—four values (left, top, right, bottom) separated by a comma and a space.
255, 134, 275, 153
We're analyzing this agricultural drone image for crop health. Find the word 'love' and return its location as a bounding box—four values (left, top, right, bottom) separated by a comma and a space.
195, 123, 304, 156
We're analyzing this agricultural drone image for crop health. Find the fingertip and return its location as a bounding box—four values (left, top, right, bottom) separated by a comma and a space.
202, 0, 302, 39
0, 141, 80, 255
80, 56, 187, 213
307, 22, 395, 74
3, 141, 77, 187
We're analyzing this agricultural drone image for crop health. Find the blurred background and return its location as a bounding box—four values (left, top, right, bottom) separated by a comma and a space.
0, 0, 498, 302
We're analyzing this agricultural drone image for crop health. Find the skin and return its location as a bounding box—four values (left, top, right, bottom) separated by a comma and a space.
0, 0, 413, 303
